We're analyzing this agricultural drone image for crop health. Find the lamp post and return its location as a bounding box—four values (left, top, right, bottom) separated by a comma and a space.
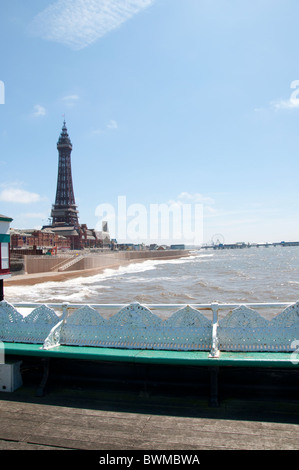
0, 214, 13, 301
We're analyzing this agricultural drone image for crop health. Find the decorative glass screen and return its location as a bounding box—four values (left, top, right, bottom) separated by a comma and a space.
1, 243, 9, 270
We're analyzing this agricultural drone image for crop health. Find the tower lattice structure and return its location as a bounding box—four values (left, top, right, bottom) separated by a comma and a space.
51, 121, 79, 227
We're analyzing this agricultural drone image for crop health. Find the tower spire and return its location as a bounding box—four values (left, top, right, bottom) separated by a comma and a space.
50, 121, 79, 227
57, 119, 72, 147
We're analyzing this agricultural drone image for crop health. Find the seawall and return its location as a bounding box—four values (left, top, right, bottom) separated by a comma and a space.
4, 250, 189, 286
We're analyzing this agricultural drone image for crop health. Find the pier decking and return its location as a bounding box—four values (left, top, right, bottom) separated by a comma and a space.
0, 358, 298, 452
0, 397, 298, 451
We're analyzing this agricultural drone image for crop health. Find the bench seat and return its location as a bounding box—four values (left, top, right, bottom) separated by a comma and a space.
3, 341, 297, 368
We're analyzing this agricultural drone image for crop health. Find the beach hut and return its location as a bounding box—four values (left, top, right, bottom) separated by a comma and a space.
0, 214, 13, 300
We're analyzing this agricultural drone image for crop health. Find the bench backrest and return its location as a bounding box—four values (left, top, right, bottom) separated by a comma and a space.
49, 303, 212, 351
218, 304, 299, 351
0, 301, 61, 344
1, 300, 299, 354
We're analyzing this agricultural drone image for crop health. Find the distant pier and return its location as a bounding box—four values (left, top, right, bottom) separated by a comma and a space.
202, 241, 299, 250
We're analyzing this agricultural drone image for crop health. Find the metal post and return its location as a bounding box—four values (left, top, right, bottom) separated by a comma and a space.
0, 280, 3, 301
62, 302, 69, 320
209, 302, 220, 358
36, 358, 51, 397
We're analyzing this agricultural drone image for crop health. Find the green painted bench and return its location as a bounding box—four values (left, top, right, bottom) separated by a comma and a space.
1, 300, 299, 405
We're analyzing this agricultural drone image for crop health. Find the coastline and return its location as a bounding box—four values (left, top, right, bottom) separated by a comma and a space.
4, 250, 190, 287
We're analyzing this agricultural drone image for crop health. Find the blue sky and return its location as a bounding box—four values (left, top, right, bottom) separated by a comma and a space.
1, 0, 299, 244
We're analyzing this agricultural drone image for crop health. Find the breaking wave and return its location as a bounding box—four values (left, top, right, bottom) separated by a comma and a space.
4, 247, 299, 315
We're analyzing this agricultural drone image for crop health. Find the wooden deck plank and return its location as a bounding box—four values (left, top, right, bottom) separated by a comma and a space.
0, 399, 298, 450
0, 441, 66, 450
0, 425, 297, 451
1, 400, 298, 438
2, 409, 297, 444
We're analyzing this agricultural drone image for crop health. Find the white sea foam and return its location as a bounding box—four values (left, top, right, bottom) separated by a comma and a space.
4, 258, 162, 303
4, 247, 299, 307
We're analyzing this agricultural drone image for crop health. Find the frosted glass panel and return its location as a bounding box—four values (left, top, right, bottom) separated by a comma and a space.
1, 243, 9, 269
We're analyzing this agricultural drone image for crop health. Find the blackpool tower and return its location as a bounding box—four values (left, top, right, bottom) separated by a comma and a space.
51, 121, 79, 227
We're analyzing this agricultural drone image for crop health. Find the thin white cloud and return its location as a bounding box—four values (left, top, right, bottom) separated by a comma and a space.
0, 188, 41, 204
107, 119, 118, 130
61, 95, 79, 108
29, 0, 155, 50
91, 128, 104, 135
271, 98, 299, 110
266, 81, 299, 111
172, 192, 215, 206
62, 95, 79, 108
254, 98, 299, 113
32, 104, 46, 117
62, 94, 79, 101
91, 119, 119, 134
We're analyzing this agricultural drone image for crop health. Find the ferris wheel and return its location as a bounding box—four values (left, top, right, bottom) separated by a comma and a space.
211, 233, 225, 246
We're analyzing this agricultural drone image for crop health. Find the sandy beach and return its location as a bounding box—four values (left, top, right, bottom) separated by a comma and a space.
4, 251, 189, 287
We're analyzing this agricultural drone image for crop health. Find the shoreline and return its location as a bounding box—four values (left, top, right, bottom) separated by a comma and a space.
4, 251, 190, 287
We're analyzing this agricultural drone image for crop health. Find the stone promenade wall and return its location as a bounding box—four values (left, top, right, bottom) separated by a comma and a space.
24, 250, 188, 274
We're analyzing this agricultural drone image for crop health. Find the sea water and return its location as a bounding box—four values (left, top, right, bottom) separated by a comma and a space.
4, 246, 299, 320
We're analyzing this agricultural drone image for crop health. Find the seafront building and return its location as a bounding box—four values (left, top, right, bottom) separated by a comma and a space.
10, 228, 71, 253
9, 121, 110, 255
